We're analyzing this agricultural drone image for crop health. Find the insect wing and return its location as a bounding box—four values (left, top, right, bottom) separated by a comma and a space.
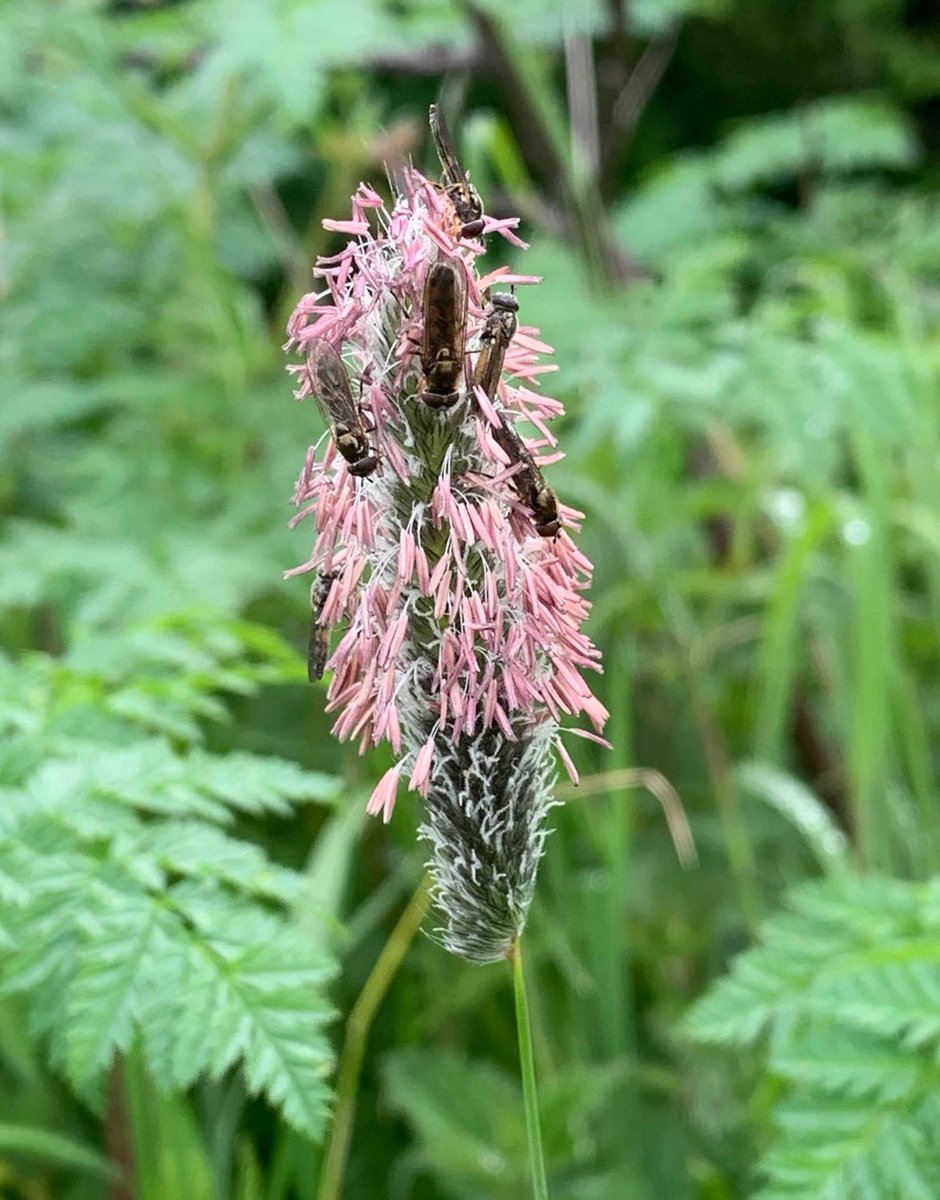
307, 622, 328, 682
429, 103, 484, 234
305, 337, 377, 475
305, 337, 358, 432
429, 103, 466, 188
473, 295, 519, 404
307, 571, 336, 682
422, 259, 467, 363
492, 415, 560, 538
420, 257, 468, 407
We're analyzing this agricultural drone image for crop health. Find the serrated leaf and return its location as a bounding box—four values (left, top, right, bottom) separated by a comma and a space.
809, 959, 940, 1048
187, 751, 342, 816
770, 1024, 926, 1102
156, 903, 334, 1134
689, 875, 940, 1199
0, 726, 340, 1138
65, 888, 171, 1089
122, 821, 306, 903
683, 910, 851, 1045
758, 1095, 940, 1200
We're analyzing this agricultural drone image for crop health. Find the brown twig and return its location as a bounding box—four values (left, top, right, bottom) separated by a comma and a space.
468, 6, 572, 199
610, 27, 679, 141
597, 0, 634, 183
106, 1064, 135, 1200
564, 30, 601, 179
467, 3, 646, 286
557, 767, 698, 868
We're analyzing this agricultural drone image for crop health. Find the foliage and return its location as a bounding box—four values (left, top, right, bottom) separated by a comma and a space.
686, 874, 940, 1198
0, 0, 938, 1196
0, 620, 341, 1142
382, 1048, 631, 1199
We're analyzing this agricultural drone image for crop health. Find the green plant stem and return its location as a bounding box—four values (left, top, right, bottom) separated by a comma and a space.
685, 654, 762, 931
316, 878, 429, 1200
509, 937, 549, 1200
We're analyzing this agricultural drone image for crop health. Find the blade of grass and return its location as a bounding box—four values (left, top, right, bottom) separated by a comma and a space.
123, 1051, 215, 1200
0, 1123, 115, 1180
316, 878, 429, 1200
509, 937, 550, 1200
753, 500, 833, 763
845, 426, 895, 871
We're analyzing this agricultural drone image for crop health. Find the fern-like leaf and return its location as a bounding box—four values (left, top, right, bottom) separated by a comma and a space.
0, 656, 341, 1141
686, 874, 940, 1199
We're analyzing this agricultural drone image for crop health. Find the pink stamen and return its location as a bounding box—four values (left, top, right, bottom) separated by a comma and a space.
555, 738, 580, 786
408, 738, 436, 795
283, 164, 607, 828
322, 218, 370, 235
367, 766, 402, 824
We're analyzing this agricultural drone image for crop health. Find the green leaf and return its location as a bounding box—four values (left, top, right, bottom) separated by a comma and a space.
714, 97, 919, 190
0, 712, 341, 1139
66, 889, 170, 1090
147, 884, 335, 1137
0, 1122, 114, 1179
20, 739, 339, 825
122, 1056, 217, 1200
687, 875, 940, 1198
770, 1024, 925, 1102
186, 750, 342, 817
383, 1048, 527, 1194
735, 762, 848, 867
757, 1094, 940, 1200
122, 821, 307, 903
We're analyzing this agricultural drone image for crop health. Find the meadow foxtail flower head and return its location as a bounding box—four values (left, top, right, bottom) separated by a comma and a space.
284, 115, 608, 962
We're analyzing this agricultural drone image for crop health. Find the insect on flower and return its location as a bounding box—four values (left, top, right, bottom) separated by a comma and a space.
473, 291, 519, 404
418, 256, 468, 410
472, 292, 561, 539
305, 337, 378, 477
429, 103, 485, 240
307, 568, 338, 682
285, 134, 609, 960
491, 414, 562, 538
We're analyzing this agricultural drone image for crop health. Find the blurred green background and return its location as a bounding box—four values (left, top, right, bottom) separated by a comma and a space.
1, 1, 939, 1197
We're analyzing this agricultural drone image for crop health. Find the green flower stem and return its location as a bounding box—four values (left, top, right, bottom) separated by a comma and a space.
317, 878, 429, 1200
510, 937, 550, 1200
